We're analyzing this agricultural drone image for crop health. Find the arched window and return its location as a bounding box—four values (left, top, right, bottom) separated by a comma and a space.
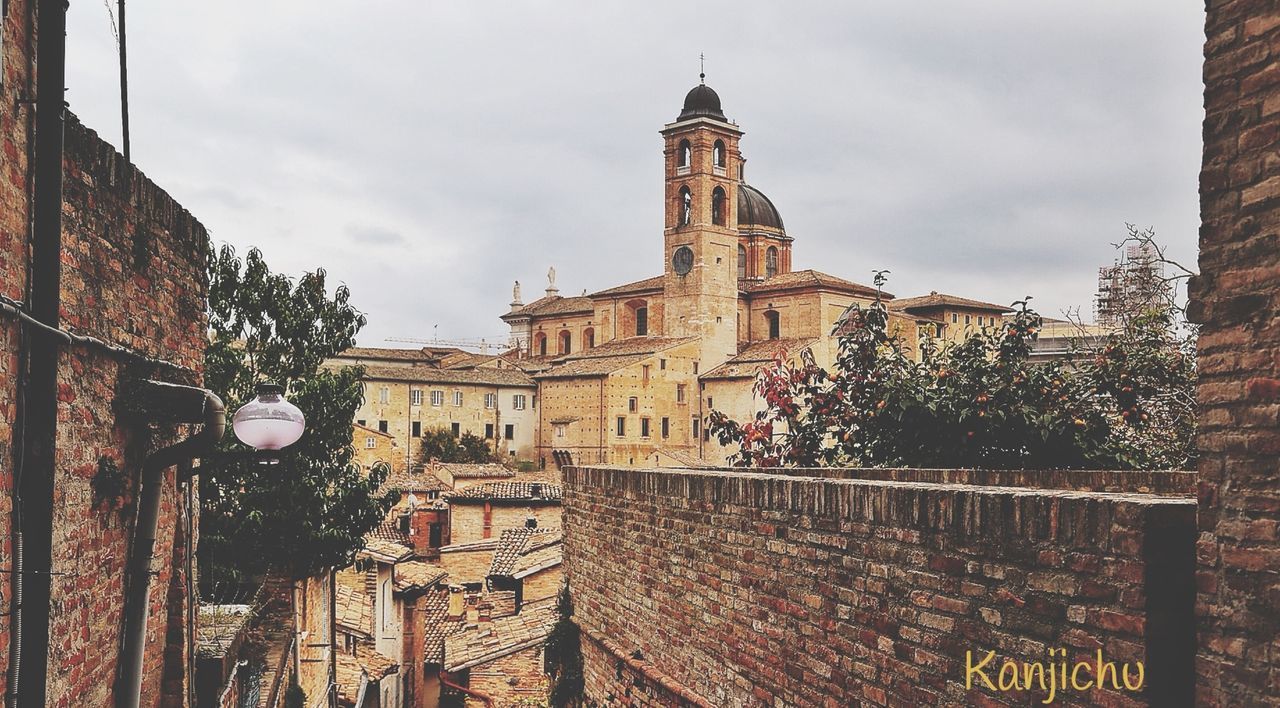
679, 187, 692, 226
678, 139, 691, 168
583, 327, 595, 350
534, 332, 547, 357
765, 310, 781, 339
558, 330, 572, 355
713, 140, 725, 168
711, 187, 726, 226
635, 307, 648, 336
626, 299, 649, 337
766, 247, 779, 278
737, 244, 747, 279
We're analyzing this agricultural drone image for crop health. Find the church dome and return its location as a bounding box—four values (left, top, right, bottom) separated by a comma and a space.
738, 183, 785, 231
678, 83, 726, 121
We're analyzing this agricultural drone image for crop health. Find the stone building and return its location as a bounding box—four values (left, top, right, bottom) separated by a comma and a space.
501, 80, 990, 469
328, 346, 539, 468
0, 0, 215, 704
440, 596, 558, 706
445, 481, 563, 544
486, 526, 563, 607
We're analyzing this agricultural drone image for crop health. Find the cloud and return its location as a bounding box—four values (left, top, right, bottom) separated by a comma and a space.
62, 1, 1206, 346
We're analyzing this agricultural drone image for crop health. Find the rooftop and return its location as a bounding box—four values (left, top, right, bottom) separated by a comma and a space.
589, 275, 666, 299
488, 527, 563, 578
439, 462, 517, 479
447, 481, 563, 504
335, 582, 374, 639
443, 597, 559, 672
700, 338, 819, 381
335, 642, 398, 705
393, 560, 448, 593
889, 291, 1013, 313
357, 363, 536, 388
502, 294, 595, 320
361, 520, 414, 562
379, 468, 450, 495
741, 269, 885, 298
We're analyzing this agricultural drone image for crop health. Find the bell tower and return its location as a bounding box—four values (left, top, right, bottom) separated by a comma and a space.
660, 77, 743, 368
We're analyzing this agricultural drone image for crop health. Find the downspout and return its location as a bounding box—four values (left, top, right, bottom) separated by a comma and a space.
116, 383, 225, 708
13, 0, 68, 704
440, 674, 494, 708
598, 377, 605, 465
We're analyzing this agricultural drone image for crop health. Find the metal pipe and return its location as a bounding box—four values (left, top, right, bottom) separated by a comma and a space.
14, 0, 69, 703
116, 385, 225, 708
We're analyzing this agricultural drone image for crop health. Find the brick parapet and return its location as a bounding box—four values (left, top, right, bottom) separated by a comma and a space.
565, 465, 1195, 706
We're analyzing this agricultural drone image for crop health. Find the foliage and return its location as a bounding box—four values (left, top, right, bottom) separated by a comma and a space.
544, 583, 584, 707
416, 427, 501, 466
200, 244, 395, 582
709, 272, 1196, 470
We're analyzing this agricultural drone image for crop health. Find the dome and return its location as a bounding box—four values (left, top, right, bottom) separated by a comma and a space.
678, 83, 726, 121
737, 183, 785, 231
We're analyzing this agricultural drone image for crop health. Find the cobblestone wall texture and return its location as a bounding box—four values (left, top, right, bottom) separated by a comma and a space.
1192, 3, 1280, 706
564, 467, 1196, 707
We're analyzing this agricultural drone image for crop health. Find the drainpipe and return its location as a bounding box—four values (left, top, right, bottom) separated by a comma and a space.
13, 0, 69, 705
440, 674, 494, 708
116, 383, 225, 708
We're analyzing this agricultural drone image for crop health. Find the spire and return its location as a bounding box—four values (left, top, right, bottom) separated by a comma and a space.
699, 52, 706, 84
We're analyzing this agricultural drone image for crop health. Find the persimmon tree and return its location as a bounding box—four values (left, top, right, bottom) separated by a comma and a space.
200, 244, 395, 583
708, 273, 1195, 470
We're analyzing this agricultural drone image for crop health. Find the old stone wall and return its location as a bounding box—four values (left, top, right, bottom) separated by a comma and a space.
0, 1, 211, 702
1192, 3, 1280, 706
465, 644, 548, 705
564, 466, 1196, 707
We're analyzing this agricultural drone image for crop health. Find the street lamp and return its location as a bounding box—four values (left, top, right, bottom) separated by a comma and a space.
232, 382, 306, 451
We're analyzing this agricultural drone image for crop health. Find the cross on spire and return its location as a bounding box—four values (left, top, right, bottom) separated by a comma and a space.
700, 52, 706, 83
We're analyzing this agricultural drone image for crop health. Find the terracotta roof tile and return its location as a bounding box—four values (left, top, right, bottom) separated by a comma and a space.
741, 269, 885, 298
336, 642, 398, 705
588, 275, 665, 298
394, 560, 448, 593
361, 520, 414, 561
335, 582, 374, 638
502, 295, 595, 319
535, 337, 696, 379
439, 463, 517, 479
380, 468, 450, 495
699, 338, 818, 381
488, 528, 562, 578
447, 481, 563, 503
443, 597, 558, 672
357, 364, 536, 388
333, 346, 456, 363
889, 291, 1013, 313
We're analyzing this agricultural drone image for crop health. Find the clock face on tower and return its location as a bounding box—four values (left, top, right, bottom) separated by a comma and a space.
672, 246, 694, 276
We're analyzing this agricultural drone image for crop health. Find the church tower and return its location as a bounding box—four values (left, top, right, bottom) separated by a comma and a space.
660, 77, 743, 368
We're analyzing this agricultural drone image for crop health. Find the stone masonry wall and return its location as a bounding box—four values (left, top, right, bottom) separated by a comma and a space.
0, 1, 211, 701
1192, 3, 1280, 706
564, 466, 1197, 707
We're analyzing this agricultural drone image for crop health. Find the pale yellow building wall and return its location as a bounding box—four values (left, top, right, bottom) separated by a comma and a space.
437, 545, 497, 586
293, 573, 333, 704
521, 565, 563, 606
448, 503, 562, 545
600, 341, 700, 466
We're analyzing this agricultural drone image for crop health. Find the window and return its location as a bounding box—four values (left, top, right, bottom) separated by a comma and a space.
616, 417, 626, 437
412, 421, 421, 438
738, 244, 747, 279
713, 139, 726, 168
692, 417, 701, 440
765, 310, 781, 340
952, 313, 958, 324
485, 423, 495, 439
504, 424, 514, 440
661, 417, 670, 438
484, 393, 497, 409
693, 362, 699, 374
679, 187, 692, 226
410, 389, 423, 406
453, 390, 463, 406
365, 436, 376, 449
430, 390, 443, 407
677, 384, 686, 403
451, 422, 460, 436
707, 396, 714, 409
555, 423, 567, 438
534, 332, 547, 357
635, 306, 648, 336
378, 420, 388, 433
965, 314, 971, 325
678, 139, 691, 168
642, 365, 650, 385
628, 397, 638, 413
513, 394, 527, 410
660, 359, 667, 370
583, 327, 595, 350
641, 418, 651, 438
429, 523, 442, 548
559, 330, 572, 355
356, 419, 366, 427
766, 247, 779, 278
378, 386, 389, 404
711, 186, 726, 226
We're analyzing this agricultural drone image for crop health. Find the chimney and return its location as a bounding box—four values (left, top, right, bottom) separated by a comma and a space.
530, 483, 543, 499
477, 599, 492, 623
525, 516, 537, 529
408, 505, 446, 554
447, 585, 465, 620
489, 591, 517, 619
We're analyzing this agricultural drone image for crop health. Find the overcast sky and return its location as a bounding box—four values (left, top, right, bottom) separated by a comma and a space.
64, 2, 1206, 347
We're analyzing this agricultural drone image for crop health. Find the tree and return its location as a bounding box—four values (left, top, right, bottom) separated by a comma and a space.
544, 583, 584, 707
417, 427, 501, 466
200, 244, 395, 583
709, 271, 1196, 471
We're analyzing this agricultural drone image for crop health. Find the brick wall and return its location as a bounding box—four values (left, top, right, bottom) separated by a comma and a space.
0, 0, 211, 702
1192, 3, 1280, 706
564, 466, 1196, 706
466, 644, 548, 705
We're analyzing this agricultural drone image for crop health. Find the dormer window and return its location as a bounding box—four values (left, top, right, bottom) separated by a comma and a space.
712, 187, 726, 226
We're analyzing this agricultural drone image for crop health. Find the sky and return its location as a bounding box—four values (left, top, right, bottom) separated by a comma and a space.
63, 2, 1207, 347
